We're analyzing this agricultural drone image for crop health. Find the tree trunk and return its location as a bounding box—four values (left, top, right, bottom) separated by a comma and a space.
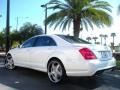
95, 39, 96, 44
113, 36, 114, 49
101, 37, 102, 45
104, 38, 106, 46
113, 36, 114, 45
73, 18, 81, 37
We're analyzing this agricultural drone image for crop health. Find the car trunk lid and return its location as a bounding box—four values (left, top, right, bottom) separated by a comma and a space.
73, 44, 113, 61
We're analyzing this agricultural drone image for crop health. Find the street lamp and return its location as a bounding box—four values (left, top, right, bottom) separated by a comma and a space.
41, 4, 48, 34
6, 0, 10, 53
16, 17, 29, 30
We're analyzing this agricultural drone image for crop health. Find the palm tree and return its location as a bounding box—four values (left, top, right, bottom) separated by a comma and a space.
118, 5, 120, 15
93, 37, 98, 44
86, 37, 91, 42
99, 34, 103, 45
103, 34, 108, 45
96, 42, 100, 45
46, 0, 112, 37
111, 33, 116, 48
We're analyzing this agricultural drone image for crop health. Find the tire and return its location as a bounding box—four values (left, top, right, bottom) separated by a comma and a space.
47, 59, 66, 83
5, 55, 15, 70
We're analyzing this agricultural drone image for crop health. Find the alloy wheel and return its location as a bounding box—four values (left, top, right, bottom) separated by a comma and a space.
5, 55, 15, 69
48, 60, 64, 83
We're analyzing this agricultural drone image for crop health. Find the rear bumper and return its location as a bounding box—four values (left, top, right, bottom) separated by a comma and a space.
93, 67, 115, 76
66, 57, 116, 76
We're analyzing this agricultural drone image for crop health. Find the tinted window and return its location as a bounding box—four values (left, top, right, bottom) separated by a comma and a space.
34, 36, 57, 47
57, 35, 91, 44
21, 37, 36, 48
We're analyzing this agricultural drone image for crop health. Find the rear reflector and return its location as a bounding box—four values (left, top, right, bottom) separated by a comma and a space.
79, 48, 97, 60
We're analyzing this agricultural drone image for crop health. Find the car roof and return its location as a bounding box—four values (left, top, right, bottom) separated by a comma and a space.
29, 34, 72, 46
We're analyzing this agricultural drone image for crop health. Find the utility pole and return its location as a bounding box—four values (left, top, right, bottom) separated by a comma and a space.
16, 16, 18, 30
6, 0, 10, 53
41, 4, 48, 34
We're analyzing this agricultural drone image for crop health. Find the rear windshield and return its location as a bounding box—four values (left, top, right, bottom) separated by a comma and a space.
57, 35, 91, 44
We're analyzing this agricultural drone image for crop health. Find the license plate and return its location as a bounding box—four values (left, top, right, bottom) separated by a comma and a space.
100, 51, 111, 59
101, 52, 108, 58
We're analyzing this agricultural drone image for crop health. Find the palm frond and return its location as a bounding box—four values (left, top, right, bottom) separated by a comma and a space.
90, 1, 112, 12
81, 17, 94, 31
118, 5, 120, 15
81, 19, 89, 31
82, 8, 112, 28
45, 0, 112, 37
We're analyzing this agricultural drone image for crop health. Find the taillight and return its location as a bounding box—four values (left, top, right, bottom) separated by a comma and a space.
79, 48, 97, 60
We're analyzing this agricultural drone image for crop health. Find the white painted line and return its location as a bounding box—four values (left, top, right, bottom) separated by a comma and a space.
0, 64, 4, 67
0, 83, 17, 90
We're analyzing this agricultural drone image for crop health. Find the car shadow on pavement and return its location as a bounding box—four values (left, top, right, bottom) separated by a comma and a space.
68, 71, 120, 90
0, 66, 120, 90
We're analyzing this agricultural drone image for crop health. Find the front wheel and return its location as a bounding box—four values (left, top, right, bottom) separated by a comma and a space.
5, 55, 15, 70
47, 59, 66, 83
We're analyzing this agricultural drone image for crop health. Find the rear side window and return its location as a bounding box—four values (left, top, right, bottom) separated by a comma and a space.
57, 35, 91, 44
34, 36, 57, 47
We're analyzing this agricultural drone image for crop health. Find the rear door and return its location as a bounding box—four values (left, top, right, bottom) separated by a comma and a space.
28, 36, 57, 69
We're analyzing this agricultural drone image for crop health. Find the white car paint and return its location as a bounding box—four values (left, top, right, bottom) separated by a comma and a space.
7, 35, 116, 77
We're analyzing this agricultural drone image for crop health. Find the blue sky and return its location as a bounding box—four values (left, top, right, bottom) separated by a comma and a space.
0, 0, 120, 45
0, 0, 50, 30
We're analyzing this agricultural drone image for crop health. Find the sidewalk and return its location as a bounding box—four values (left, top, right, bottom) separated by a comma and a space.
0, 55, 5, 67
0, 52, 5, 66
0, 52, 5, 57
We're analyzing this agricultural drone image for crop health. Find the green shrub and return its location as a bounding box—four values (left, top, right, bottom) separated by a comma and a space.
113, 53, 120, 60
117, 60, 120, 69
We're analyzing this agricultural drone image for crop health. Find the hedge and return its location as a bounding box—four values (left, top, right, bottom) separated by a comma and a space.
113, 52, 120, 60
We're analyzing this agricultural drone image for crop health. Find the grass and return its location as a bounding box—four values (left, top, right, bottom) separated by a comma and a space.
116, 60, 120, 69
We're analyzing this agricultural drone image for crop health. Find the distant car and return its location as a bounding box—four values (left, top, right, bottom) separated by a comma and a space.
0, 47, 5, 52
5, 35, 116, 83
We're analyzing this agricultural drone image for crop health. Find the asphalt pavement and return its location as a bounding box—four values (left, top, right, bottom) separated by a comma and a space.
0, 56, 120, 90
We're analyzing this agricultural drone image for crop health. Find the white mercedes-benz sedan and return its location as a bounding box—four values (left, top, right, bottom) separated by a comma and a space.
5, 35, 116, 83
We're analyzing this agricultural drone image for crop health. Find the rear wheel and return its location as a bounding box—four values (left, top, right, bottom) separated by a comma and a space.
5, 55, 15, 70
47, 59, 66, 83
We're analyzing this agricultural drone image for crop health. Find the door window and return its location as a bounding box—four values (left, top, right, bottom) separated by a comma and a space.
34, 36, 57, 47
21, 37, 36, 48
